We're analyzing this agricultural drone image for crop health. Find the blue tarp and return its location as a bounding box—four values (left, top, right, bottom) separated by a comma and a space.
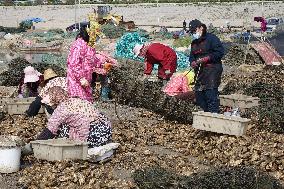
24, 17, 45, 23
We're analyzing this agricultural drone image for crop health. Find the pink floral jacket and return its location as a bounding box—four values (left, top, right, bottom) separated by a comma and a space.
93, 52, 118, 75
67, 38, 98, 102
47, 98, 110, 141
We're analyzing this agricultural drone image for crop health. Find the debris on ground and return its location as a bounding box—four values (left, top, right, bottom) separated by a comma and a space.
133, 166, 283, 189
222, 43, 264, 66
0, 114, 46, 143
0, 101, 284, 187
109, 59, 200, 124
222, 64, 284, 133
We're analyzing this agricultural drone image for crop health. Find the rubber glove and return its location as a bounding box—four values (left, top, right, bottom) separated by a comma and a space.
191, 56, 211, 68
104, 62, 112, 72
191, 61, 199, 68
197, 56, 210, 64
80, 78, 89, 87
41, 94, 51, 105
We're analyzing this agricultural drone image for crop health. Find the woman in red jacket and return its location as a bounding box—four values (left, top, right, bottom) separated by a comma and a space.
133, 43, 177, 80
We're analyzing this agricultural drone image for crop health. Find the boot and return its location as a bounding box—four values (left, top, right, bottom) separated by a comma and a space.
101, 87, 110, 102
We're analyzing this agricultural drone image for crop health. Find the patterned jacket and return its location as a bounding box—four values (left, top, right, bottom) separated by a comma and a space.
47, 98, 111, 141
67, 38, 98, 102
39, 77, 67, 98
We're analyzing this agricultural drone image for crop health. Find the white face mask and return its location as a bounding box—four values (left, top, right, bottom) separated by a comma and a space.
192, 32, 201, 40
41, 94, 52, 106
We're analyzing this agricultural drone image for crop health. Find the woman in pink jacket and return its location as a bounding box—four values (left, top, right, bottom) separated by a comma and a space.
67, 26, 98, 102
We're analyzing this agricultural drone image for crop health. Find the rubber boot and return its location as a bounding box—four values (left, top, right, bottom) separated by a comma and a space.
101, 87, 110, 102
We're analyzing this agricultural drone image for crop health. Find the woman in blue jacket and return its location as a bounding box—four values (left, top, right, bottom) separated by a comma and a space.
188, 19, 224, 113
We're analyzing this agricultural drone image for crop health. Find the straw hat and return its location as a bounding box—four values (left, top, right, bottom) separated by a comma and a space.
24, 66, 41, 83
133, 44, 143, 57
43, 68, 58, 81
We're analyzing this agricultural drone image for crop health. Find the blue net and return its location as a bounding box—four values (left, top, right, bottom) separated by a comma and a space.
114, 32, 148, 61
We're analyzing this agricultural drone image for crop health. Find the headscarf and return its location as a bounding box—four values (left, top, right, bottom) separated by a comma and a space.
43, 86, 99, 120
48, 86, 68, 107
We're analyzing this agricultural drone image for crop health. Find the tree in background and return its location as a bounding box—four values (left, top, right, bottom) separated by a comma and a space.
34, 0, 44, 5
66, 0, 75, 5
3, 0, 13, 6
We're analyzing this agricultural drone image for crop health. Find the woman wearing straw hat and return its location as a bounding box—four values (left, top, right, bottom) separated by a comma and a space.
18, 66, 43, 98
39, 68, 67, 98
25, 68, 67, 117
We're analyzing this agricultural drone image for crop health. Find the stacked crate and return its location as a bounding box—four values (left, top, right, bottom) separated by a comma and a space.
192, 94, 260, 136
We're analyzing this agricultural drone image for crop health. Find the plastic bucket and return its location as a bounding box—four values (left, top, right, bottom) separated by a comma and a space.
0, 147, 21, 173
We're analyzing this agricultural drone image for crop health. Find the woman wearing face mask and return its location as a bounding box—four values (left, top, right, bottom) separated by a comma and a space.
188, 19, 224, 113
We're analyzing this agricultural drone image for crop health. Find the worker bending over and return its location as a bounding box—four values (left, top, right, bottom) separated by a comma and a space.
133, 42, 177, 81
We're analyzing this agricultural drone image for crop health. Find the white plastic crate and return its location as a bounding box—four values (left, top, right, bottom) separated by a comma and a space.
31, 139, 88, 161
0, 86, 17, 98
0, 86, 17, 111
219, 94, 259, 109
6, 97, 44, 115
192, 111, 251, 136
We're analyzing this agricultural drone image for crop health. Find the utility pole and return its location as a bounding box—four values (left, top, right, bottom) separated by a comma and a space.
78, 0, 80, 31
261, 0, 265, 41
243, 2, 248, 30
74, 0, 77, 31
157, 0, 159, 24
261, 0, 264, 17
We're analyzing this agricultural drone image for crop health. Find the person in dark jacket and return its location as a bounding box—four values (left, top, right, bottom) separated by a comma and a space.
133, 42, 177, 80
188, 19, 224, 113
